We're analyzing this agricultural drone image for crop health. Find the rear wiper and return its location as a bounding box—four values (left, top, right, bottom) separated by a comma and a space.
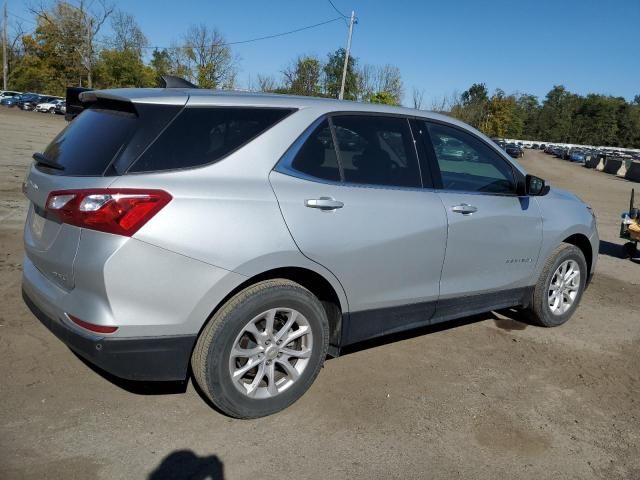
33, 152, 64, 171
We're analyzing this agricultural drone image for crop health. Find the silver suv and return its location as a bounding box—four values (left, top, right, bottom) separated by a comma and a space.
22, 88, 598, 418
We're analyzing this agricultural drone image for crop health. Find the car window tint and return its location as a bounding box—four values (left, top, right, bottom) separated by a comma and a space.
290, 119, 340, 182
426, 122, 516, 194
331, 115, 421, 188
131, 108, 293, 172
42, 107, 138, 176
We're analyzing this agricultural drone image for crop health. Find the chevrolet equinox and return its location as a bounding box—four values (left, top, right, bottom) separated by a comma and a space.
22, 87, 598, 418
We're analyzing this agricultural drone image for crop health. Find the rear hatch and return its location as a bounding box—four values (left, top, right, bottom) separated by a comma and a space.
23, 92, 186, 290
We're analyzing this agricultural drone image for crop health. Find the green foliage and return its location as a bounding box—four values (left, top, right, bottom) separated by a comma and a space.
366, 90, 399, 105
323, 48, 358, 100
284, 56, 322, 96
449, 83, 640, 148
11, 2, 87, 95
150, 49, 172, 78
94, 49, 156, 88
452, 83, 490, 129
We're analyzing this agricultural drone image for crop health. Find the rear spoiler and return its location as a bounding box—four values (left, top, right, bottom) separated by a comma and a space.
63, 76, 197, 121
65, 86, 92, 121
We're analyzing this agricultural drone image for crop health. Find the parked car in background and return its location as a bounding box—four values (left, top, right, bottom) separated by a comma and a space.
532, 144, 539, 149
1, 93, 35, 107
0, 90, 21, 99
540, 144, 546, 150
22, 87, 598, 418
21, 95, 58, 111
54, 101, 66, 115
36, 99, 65, 113
505, 143, 524, 158
569, 150, 586, 162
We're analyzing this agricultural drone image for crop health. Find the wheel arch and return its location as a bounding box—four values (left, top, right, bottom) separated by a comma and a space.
563, 233, 593, 278
200, 266, 347, 353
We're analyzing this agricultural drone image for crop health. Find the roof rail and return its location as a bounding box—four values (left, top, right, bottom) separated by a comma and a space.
158, 75, 198, 89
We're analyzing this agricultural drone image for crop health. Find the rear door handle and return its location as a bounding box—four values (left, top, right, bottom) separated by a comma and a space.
451, 203, 478, 215
305, 197, 344, 211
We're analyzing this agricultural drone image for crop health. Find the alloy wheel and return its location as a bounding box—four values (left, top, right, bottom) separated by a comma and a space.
548, 260, 581, 315
228, 308, 313, 399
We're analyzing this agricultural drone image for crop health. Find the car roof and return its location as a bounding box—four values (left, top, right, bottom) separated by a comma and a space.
88, 87, 457, 124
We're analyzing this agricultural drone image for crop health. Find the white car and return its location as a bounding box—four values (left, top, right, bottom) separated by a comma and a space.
36, 99, 64, 113
0, 90, 21, 99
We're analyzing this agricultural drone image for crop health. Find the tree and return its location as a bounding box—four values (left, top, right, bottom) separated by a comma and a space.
451, 83, 489, 130
283, 56, 321, 96
150, 49, 171, 78
485, 89, 521, 138
94, 49, 155, 88
110, 10, 147, 58
538, 85, 579, 142
24, 0, 114, 89
323, 48, 358, 100
411, 88, 425, 110
367, 90, 397, 105
255, 74, 277, 92
514, 93, 540, 139
183, 24, 236, 89
358, 64, 403, 104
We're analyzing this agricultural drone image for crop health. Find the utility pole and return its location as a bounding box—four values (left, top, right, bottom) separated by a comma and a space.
338, 10, 355, 101
3, 2, 8, 91
86, 16, 92, 88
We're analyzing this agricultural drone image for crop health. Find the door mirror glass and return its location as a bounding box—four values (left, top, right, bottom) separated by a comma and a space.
526, 175, 546, 196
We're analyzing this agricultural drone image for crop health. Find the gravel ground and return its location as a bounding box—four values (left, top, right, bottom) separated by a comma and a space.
0, 107, 638, 480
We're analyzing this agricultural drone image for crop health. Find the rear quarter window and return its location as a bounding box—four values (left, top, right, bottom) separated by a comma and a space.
129, 107, 294, 173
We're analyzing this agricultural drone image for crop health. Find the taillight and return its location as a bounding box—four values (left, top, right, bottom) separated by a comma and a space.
45, 189, 172, 237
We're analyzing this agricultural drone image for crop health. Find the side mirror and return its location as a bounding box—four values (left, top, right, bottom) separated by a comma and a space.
526, 174, 546, 196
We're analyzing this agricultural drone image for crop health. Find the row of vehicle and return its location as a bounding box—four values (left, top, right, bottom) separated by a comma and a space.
491, 139, 525, 158
543, 144, 640, 163
0, 90, 66, 115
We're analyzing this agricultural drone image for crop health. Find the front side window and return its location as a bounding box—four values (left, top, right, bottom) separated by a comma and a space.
426, 122, 516, 194
331, 115, 421, 188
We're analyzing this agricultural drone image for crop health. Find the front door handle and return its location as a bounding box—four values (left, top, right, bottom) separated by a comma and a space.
305, 197, 344, 211
451, 203, 478, 215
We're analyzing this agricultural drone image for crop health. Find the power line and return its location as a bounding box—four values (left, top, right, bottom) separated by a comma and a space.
95, 16, 345, 51
327, 0, 349, 26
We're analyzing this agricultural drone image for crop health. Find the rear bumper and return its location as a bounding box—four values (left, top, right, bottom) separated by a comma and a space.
22, 287, 196, 381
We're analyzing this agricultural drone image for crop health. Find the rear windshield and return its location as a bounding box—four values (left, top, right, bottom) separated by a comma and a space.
42, 107, 138, 175
129, 107, 294, 173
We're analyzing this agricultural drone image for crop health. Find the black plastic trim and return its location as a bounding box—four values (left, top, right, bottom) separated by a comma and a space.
23, 288, 196, 381
341, 287, 532, 347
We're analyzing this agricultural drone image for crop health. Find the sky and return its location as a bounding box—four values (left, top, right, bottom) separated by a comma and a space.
11, 0, 640, 105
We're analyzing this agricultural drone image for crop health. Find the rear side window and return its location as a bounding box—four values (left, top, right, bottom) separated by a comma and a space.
332, 115, 421, 188
130, 108, 293, 173
290, 119, 340, 182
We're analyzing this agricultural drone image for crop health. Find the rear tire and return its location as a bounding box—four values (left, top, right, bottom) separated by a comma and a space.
525, 243, 587, 327
191, 279, 329, 418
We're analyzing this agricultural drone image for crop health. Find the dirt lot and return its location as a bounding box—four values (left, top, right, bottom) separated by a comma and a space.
1, 107, 639, 480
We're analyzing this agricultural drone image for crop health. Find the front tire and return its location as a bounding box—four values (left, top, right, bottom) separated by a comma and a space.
191, 279, 329, 418
525, 243, 587, 327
